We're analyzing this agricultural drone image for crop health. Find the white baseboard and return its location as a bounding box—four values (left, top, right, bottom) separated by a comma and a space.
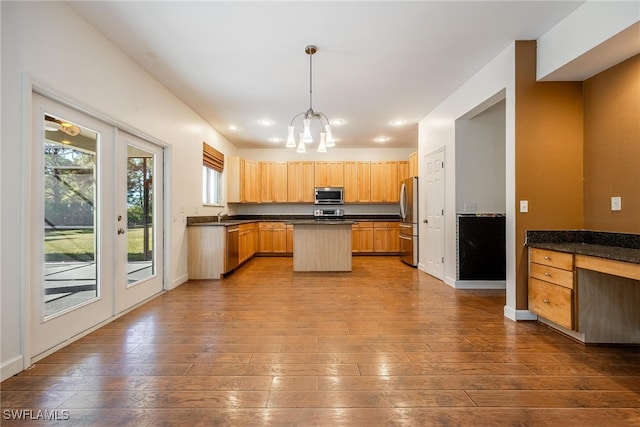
169, 274, 189, 290
454, 280, 506, 290
1, 355, 25, 382
504, 305, 538, 321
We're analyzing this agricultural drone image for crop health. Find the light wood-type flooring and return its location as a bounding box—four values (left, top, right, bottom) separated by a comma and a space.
2, 256, 640, 426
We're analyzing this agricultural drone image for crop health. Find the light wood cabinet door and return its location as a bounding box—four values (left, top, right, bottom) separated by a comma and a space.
352, 221, 374, 253
373, 222, 400, 252
259, 161, 274, 203
398, 160, 409, 182
314, 161, 344, 187
344, 161, 371, 203
371, 161, 399, 203
260, 161, 288, 203
409, 151, 418, 177
286, 224, 294, 254
287, 161, 315, 202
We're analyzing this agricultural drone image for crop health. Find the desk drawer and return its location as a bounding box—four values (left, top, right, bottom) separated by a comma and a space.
529, 262, 574, 289
530, 248, 574, 271
528, 277, 574, 330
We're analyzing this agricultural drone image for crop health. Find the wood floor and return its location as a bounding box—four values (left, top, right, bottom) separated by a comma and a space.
2, 256, 640, 426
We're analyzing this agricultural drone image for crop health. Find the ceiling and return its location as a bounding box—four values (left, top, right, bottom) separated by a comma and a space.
69, 1, 586, 150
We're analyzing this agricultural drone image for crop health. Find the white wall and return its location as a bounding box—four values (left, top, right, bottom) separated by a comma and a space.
0, 2, 236, 380
418, 44, 516, 301
455, 100, 506, 214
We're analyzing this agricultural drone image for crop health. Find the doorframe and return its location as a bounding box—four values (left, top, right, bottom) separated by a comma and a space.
20, 77, 172, 369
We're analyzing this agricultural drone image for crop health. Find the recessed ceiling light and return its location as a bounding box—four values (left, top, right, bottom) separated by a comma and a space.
258, 119, 274, 126
331, 119, 345, 126
375, 136, 390, 143
228, 124, 238, 131
390, 119, 406, 126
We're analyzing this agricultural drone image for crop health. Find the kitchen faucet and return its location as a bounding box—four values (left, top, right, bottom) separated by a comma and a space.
217, 210, 227, 222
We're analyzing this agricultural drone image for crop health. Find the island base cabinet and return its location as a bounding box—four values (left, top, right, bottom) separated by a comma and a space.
293, 223, 352, 272
188, 226, 225, 280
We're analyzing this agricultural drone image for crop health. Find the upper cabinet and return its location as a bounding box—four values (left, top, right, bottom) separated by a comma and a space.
228, 158, 407, 204
314, 161, 344, 187
344, 161, 371, 203
287, 161, 315, 202
260, 161, 288, 203
227, 156, 259, 203
409, 151, 418, 177
371, 161, 400, 203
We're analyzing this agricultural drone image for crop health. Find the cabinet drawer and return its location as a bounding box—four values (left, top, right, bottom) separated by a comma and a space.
528, 277, 574, 330
373, 221, 399, 229
529, 262, 574, 289
353, 221, 374, 229
530, 248, 573, 270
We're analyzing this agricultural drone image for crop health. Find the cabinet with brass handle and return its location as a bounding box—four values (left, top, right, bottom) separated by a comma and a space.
528, 248, 576, 330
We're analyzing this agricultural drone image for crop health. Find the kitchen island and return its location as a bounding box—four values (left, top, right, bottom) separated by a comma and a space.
289, 220, 354, 272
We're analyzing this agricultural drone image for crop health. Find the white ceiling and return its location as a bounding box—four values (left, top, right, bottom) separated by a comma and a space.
69, 1, 586, 150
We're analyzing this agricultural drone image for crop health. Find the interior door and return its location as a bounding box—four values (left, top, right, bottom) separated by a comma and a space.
30, 94, 115, 360
424, 148, 445, 279
114, 132, 164, 313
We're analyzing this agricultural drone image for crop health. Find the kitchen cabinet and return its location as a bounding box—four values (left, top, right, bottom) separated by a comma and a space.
238, 223, 257, 264
528, 248, 575, 330
373, 221, 400, 253
344, 161, 371, 203
287, 161, 315, 202
371, 161, 399, 203
314, 161, 344, 187
258, 222, 287, 254
398, 160, 409, 182
187, 225, 225, 279
352, 221, 374, 253
286, 224, 294, 254
409, 151, 418, 177
260, 161, 288, 203
227, 156, 259, 203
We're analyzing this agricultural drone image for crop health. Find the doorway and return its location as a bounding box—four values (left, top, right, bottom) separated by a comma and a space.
30, 94, 164, 361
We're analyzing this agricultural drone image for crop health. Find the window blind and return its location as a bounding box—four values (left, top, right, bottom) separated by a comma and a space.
203, 142, 224, 172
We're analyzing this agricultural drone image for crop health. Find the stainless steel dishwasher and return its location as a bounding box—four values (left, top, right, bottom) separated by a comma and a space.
225, 226, 240, 273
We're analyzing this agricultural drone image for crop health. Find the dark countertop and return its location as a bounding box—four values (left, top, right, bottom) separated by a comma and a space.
526, 230, 640, 264
187, 214, 400, 226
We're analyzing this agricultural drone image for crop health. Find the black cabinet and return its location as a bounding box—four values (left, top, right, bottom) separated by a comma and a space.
457, 214, 505, 280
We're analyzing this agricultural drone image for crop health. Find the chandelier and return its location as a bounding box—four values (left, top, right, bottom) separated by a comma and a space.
286, 45, 335, 153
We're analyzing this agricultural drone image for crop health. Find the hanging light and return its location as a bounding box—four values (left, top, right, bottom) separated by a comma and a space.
286, 45, 336, 152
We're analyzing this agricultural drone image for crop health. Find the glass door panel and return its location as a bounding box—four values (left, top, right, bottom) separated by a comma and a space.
127, 145, 155, 285
43, 115, 99, 318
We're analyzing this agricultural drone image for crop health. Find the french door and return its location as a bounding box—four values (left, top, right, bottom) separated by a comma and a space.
30, 94, 164, 361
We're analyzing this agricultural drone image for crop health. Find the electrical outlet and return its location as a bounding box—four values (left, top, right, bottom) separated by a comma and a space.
519, 200, 528, 213
611, 196, 622, 211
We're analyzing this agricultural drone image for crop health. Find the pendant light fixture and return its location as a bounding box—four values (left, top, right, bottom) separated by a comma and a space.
286, 45, 336, 153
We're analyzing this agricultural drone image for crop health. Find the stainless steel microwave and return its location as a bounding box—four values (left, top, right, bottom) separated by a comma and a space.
314, 187, 344, 205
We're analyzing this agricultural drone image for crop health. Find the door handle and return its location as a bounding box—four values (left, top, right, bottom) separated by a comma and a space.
423, 219, 428, 224
117, 227, 126, 235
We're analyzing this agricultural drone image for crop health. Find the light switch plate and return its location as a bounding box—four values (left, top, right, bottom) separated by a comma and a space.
611, 196, 622, 211
519, 200, 528, 213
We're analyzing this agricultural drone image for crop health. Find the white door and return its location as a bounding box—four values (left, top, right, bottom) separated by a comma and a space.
115, 131, 164, 313
30, 94, 116, 359
424, 148, 445, 279
30, 95, 165, 361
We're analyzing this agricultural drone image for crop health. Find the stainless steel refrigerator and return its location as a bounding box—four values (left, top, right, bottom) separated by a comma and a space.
399, 176, 418, 266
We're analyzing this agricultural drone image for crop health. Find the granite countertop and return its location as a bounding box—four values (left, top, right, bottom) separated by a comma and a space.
526, 230, 640, 264
187, 215, 399, 226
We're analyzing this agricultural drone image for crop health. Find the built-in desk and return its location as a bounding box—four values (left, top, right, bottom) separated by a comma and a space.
526, 231, 640, 344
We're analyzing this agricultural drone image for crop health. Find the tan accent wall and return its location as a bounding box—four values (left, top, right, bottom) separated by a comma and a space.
583, 55, 640, 232
514, 41, 584, 309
